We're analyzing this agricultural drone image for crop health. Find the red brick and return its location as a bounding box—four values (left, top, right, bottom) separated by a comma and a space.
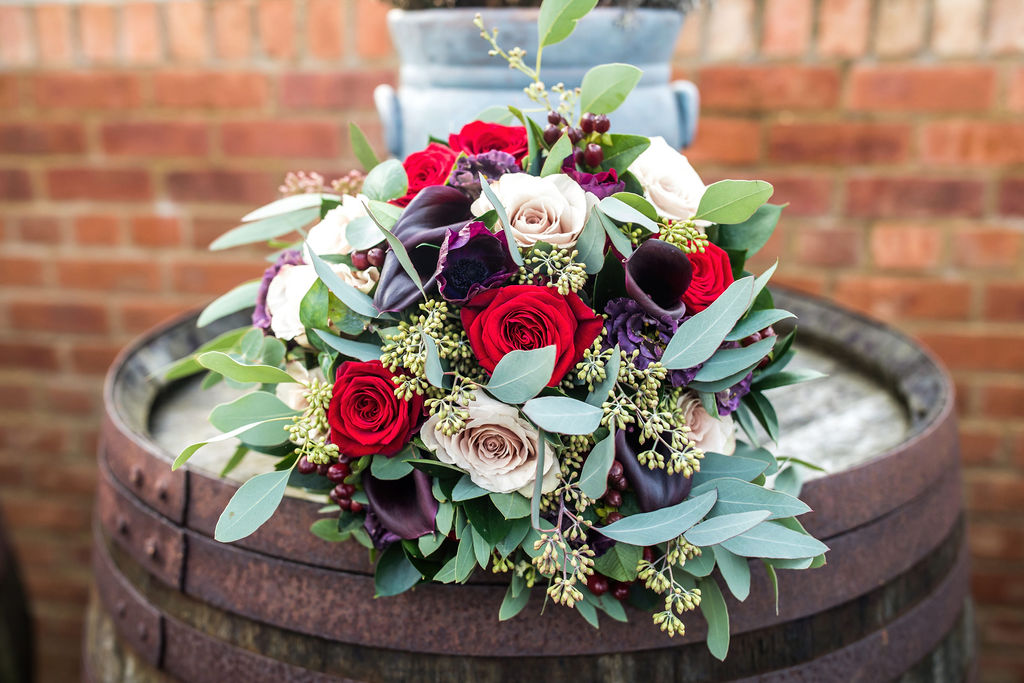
989, 0, 1024, 55
984, 282, 1024, 322
101, 121, 209, 157
68, 342, 123, 375
221, 120, 340, 158
918, 332, 1024, 371
17, 216, 60, 243
354, 0, 391, 59
34, 462, 98, 497
79, 4, 118, 63
952, 227, 1023, 269
972, 567, 1024, 605
258, 0, 295, 59
72, 214, 121, 245
0, 76, 19, 109
769, 272, 826, 296
685, 117, 761, 165
1, 498, 91, 534
698, 66, 840, 112
33, 73, 142, 109
750, 174, 833, 217
171, 260, 263, 294
958, 424, 1003, 466
869, 223, 944, 269
979, 381, 1024, 419
56, 257, 162, 292
130, 215, 182, 247
0, 123, 86, 155
923, 122, 1024, 166
167, 0, 208, 63
0, 342, 59, 370
166, 169, 276, 203
43, 384, 97, 417
307, 0, 344, 59
794, 228, 860, 267
123, 2, 162, 64
213, 0, 252, 60
8, 301, 109, 334
154, 71, 270, 109
118, 299, 192, 333
998, 179, 1024, 216
0, 256, 46, 286
967, 472, 1024, 514
768, 122, 910, 164
1010, 68, 1024, 113
833, 276, 971, 321
978, 611, 1024, 649
761, 0, 812, 57
818, 0, 869, 57
35, 5, 74, 65
848, 66, 996, 113
875, 0, 927, 57
971, 522, 1024, 562
0, 169, 32, 200
280, 71, 395, 110
0, 7, 32, 66
845, 177, 984, 219
46, 168, 151, 201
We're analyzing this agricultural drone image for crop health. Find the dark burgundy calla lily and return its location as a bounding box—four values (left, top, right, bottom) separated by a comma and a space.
614, 428, 693, 513
372, 186, 473, 313
435, 221, 518, 303
624, 239, 692, 320
361, 469, 438, 540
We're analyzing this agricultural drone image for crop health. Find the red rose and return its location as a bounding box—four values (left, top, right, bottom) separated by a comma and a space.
461, 285, 603, 386
327, 360, 424, 458
449, 122, 529, 163
394, 142, 458, 207
681, 243, 735, 313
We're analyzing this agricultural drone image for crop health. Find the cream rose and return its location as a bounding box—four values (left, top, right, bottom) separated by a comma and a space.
265, 263, 379, 342
420, 393, 559, 496
470, 173, 587, 248
302, 194, 369, 263
628, 136, 707, 224
678, 392, 736, 455
275, 361, 326, 411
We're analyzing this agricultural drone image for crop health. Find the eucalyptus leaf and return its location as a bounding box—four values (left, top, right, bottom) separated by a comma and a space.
490, 492, 532, 519
599, 195, 659, 232
662, 277, 755, 369
537, 0, 599, 47
576, 598, 600, 629
694, 180, 774, 225
754, 369, 827, 391
423, 335, 445, 389
698, 577, 730, 661
370, 452, 415, 480
209, 391, 298, 447
578, 432, 615, 499
418, 532, 446, 557
745, 390, 780, 442
597, 489, 717, 545
681, 548, 716, 577
685, 510, 771, 547
720, 521, 828, 560
593, 207, 633, 257
715, 203, 784, 256
455, 532, 476, 582
197, 351, 296, 384
691, 452, 769, 486
349, 122, 379, 172
541, 133, 573, 177
365, 201, 426, 298
601, 134, 650, 173
476, 105, 519, 125
214, 468, 292, 542
160, 327, 249, 381
609, 192, 658, 222
433, 556, 458, 583
211, 207, 320, 250
362, 158, 408, 202
345, 215, 385, 251
486, 346, 556, 404
577, 202, 609, 274
198, 281, 260, 328
586, 345, 620, 407
242, 193, 334, 222
374, 544, 421, 597
714, 546, 751, 601
479, 174, 524, 266
725, 309, 796, 342
592, 542, 642, 582
522, 396, 603, 435
496, 517, 532, 556
694, 337, 776, 382
309, 517, 348, 542
173, 417, 292, 470
308, 329, 381, 362
452, 475, 490, 501
579, 63, 643, 115
307, 245, 380, 318
499, 580, 531, 620
220, 445, 249, 478
694, 477, 810, 520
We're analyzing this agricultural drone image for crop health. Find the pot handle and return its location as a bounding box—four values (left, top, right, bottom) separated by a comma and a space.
671, 80, 699, 149
374, 84, 403, 159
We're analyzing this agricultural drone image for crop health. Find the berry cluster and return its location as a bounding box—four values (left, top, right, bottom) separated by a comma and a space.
602, 460, 628, 519
298, 455, 364, 512
542, 111, 611, 170
587, 547, 655, 602
351, 247, 386, 271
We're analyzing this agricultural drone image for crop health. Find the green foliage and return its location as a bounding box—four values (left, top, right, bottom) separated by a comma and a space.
308, 329, 380, 362
499, 580, 531, 620
370, 452, 415, 480
720, 521, 828, 560
725, 309, 795, 342
662, 277, 755, 369
161, 327, 249, 381
598, 489, 717, 545
576, 206, 608, 274
691, 452, 769, 486
713, 546, 751, 601
479, 173, 524, 266
698, 577, 730, 661
362, 159, 408, 202
307, 246, 380, 318
599, 195, 659, 232
578, 432, 615, 499
579, 63, 643, 114
694, 477, 810, 520
349, 123, 380, 172
599, 135, 650, 173
684, 510, 771, 547
198, 281, 260, 328
209, 391, 298, 447
197, 351, 296, 384
537, 0, 599, 47
486, 346, 556, 404
374, 544, 422, 597
214, 468, 292, 542
522, 396, 603, 435
693, 180, 773, 225
592, 542, 642, 582
489, 492, 532, 519
211, 207, 321, 251
541, 133, 573, 176
714, 203, 784, 256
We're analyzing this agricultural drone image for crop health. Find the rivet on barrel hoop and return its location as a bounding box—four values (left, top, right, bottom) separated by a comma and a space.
117, 517, 129, 536
144, 538, 158, 560
130, 465, 144, 487
156, 481, 169, 501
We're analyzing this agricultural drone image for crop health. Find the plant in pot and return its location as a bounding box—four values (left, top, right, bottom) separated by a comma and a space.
374, 0, 700, 157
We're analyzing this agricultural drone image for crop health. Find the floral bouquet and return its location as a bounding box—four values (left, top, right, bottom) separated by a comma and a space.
169, 0, 827, 660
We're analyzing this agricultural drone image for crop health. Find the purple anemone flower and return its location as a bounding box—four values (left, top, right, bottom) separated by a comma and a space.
623, 239, 692, 321
253, 249, 304, 332
562, 164, 626, 200
611, 428, 693, 514
448, 150, 521, 200
603, 297, 676, 369
717, 371, 753, 416
361, 469, 438, 541
372, 186, 473, 313
434, 221, 518, 303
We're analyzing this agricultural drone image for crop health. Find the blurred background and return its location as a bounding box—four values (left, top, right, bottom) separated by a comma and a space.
0, 0, 1022, 679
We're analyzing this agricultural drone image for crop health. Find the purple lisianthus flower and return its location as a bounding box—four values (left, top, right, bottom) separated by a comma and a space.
623, 239, 692, 320
448, 150, 521, 201
717, 371, 753, 416
361, 469, 438, 541
561, 162, 626, 200
434, 221, 518, 303
604, 297, 676, 369
253, 249, 304, 332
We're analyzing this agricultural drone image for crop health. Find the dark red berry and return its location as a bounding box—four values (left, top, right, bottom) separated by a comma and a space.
606, 511, 625, 524
326, 462, 350, 483
611, 476, 628, 492
594, 115, 610, 134
349, 501, 363, 514
351, 250, 369, 270
317, 463, 330, 476
547, 110, 562, 125
340, 483, 356, 498
580, 112, 596, 134
573, 149, 585, 167
761, 326, 777, 338
338, 498, 352, 511
740, 330, 763, 347
567, 127, 583, 144
608, 461, 623, 479
543, 124, 561, 146
367, 247, 386, 268
604, 490, 623, 508
643, 547, 654, 562
587, 574, 609, 596
612, 584, 630, 601
297, 456, 317, 475
332, 484, 347, 499
584, 143, 603, 168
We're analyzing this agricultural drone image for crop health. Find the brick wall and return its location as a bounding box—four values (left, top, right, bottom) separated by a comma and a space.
0, 0, 1021, 679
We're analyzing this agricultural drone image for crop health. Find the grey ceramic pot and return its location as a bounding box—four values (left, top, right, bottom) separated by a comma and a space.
375, 7, 698, 158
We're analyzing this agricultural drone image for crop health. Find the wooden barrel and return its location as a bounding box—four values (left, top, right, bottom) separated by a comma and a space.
0, 511, 33, 683
84, 290, 974, 682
